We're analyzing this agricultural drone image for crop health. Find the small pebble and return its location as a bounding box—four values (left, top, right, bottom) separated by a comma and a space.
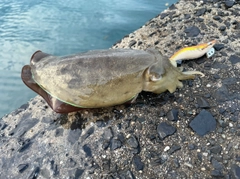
164, 146, 170, 152
157, 122, 177, 140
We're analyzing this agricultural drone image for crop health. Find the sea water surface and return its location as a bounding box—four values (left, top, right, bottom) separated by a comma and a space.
0, 0, 176, 117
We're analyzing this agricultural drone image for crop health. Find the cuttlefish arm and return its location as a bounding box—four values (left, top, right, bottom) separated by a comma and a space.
169, 40, 217, 67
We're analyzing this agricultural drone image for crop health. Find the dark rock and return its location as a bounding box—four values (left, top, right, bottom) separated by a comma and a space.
195, 57, 206, 64
74, 168, 84, 179
96, 120, 104, 127
225, 1, 235, 8
117, 132, 125, 143
223, 77, 237, 85
231, 164, 240, 179
219, 26, 226, 31
103, 127, 113, 141
137, 117, 146, 123
137, 41, 143, 46
9, 118, 39, 137
236, 155, 240, 162
168, 144, 181, 155
157, 122, 177, 140
18, 141, 32, 153
65, 158, 76, 168
211, 169, 224, 177
129, 40, 137, 47
229, 55, 240, 64
189, 110, 216, 136
167, 109, 179, 121
188, 144, 196, 150
50, 160, 58, 176
160, 13, 168, 19
110, 139, 122, 150
234, 21, 240, 30
197, 152, 202, 162
196, 18, 204, 22
204, 93, 211, 98
81, 127, 94, 141
213, 74, 220, 79
17, 163, 29, 173
67, 129, 81, 145
102, 159, 110, 171
211, 158, 224, 170
149, 31, 157, 37
28, 167, 40, 179
169, 4, 177, 10
0, 122, 7, 130
151, 155, 168, 166
126, 135, 139, 148
214, 44, 224, 51
55, 128, 64, 137
83, 144, 92, 157
173, 158, 180, 168
213, 85, 230, 102
42, 117, 53, 123
195, 8, 206, 16
213, 16, 222, 22
210, 145, 222, 154
125, 170, 135, 179
184, 26, 200, 37
196, 97, 210, 108
102, 140, 110, 150
184, 14, 191, 19
19, 103, 29, 110
132, 155, 144, 171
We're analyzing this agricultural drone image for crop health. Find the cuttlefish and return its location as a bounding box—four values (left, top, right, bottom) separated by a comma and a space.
21, 42, 215, 113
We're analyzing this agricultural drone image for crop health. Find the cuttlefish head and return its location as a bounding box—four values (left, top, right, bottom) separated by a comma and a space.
143, 49, 204, 94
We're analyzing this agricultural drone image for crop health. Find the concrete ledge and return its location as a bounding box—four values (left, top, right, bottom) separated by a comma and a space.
1, 0, 240, 178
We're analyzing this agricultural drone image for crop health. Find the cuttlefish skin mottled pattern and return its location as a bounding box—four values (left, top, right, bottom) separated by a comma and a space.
21, 48, 200, 113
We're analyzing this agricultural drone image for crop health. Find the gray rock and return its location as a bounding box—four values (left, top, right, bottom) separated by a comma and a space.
132, 155, 144, 171
167, 109, 179, 121
103, 127, 113, 140
195, 8, 206, 16
67, 129, 81, 145
210, 145, 222, 154
225, 1, 235, 8
219, 26, 226, 31
126, 135, 139, 148
28, 167, 40, 179
211, 169, 224, 177
211, 158, 224, 170
189, 110, 216, 136
74, 168, 84, 179
229, 55, 240, 64
83, 144, 92, 157
157, 122, 177, 140
214, 44, 224, 51
110, 139, 122, 150
168, 144, 181, 155
17, 163, 29, 173
196, 97, 210, 108
231, 164, 240, 179
184, 26, 200, 37
65, 158, 77, 168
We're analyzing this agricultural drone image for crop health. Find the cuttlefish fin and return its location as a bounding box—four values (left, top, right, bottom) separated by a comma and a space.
21, 65, 82, 113
30, 50, 51, 64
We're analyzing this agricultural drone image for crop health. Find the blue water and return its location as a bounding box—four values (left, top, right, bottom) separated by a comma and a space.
0, 0, 176, 117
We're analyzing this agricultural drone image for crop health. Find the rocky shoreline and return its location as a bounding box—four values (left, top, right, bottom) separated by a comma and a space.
1, 0, 240, 178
